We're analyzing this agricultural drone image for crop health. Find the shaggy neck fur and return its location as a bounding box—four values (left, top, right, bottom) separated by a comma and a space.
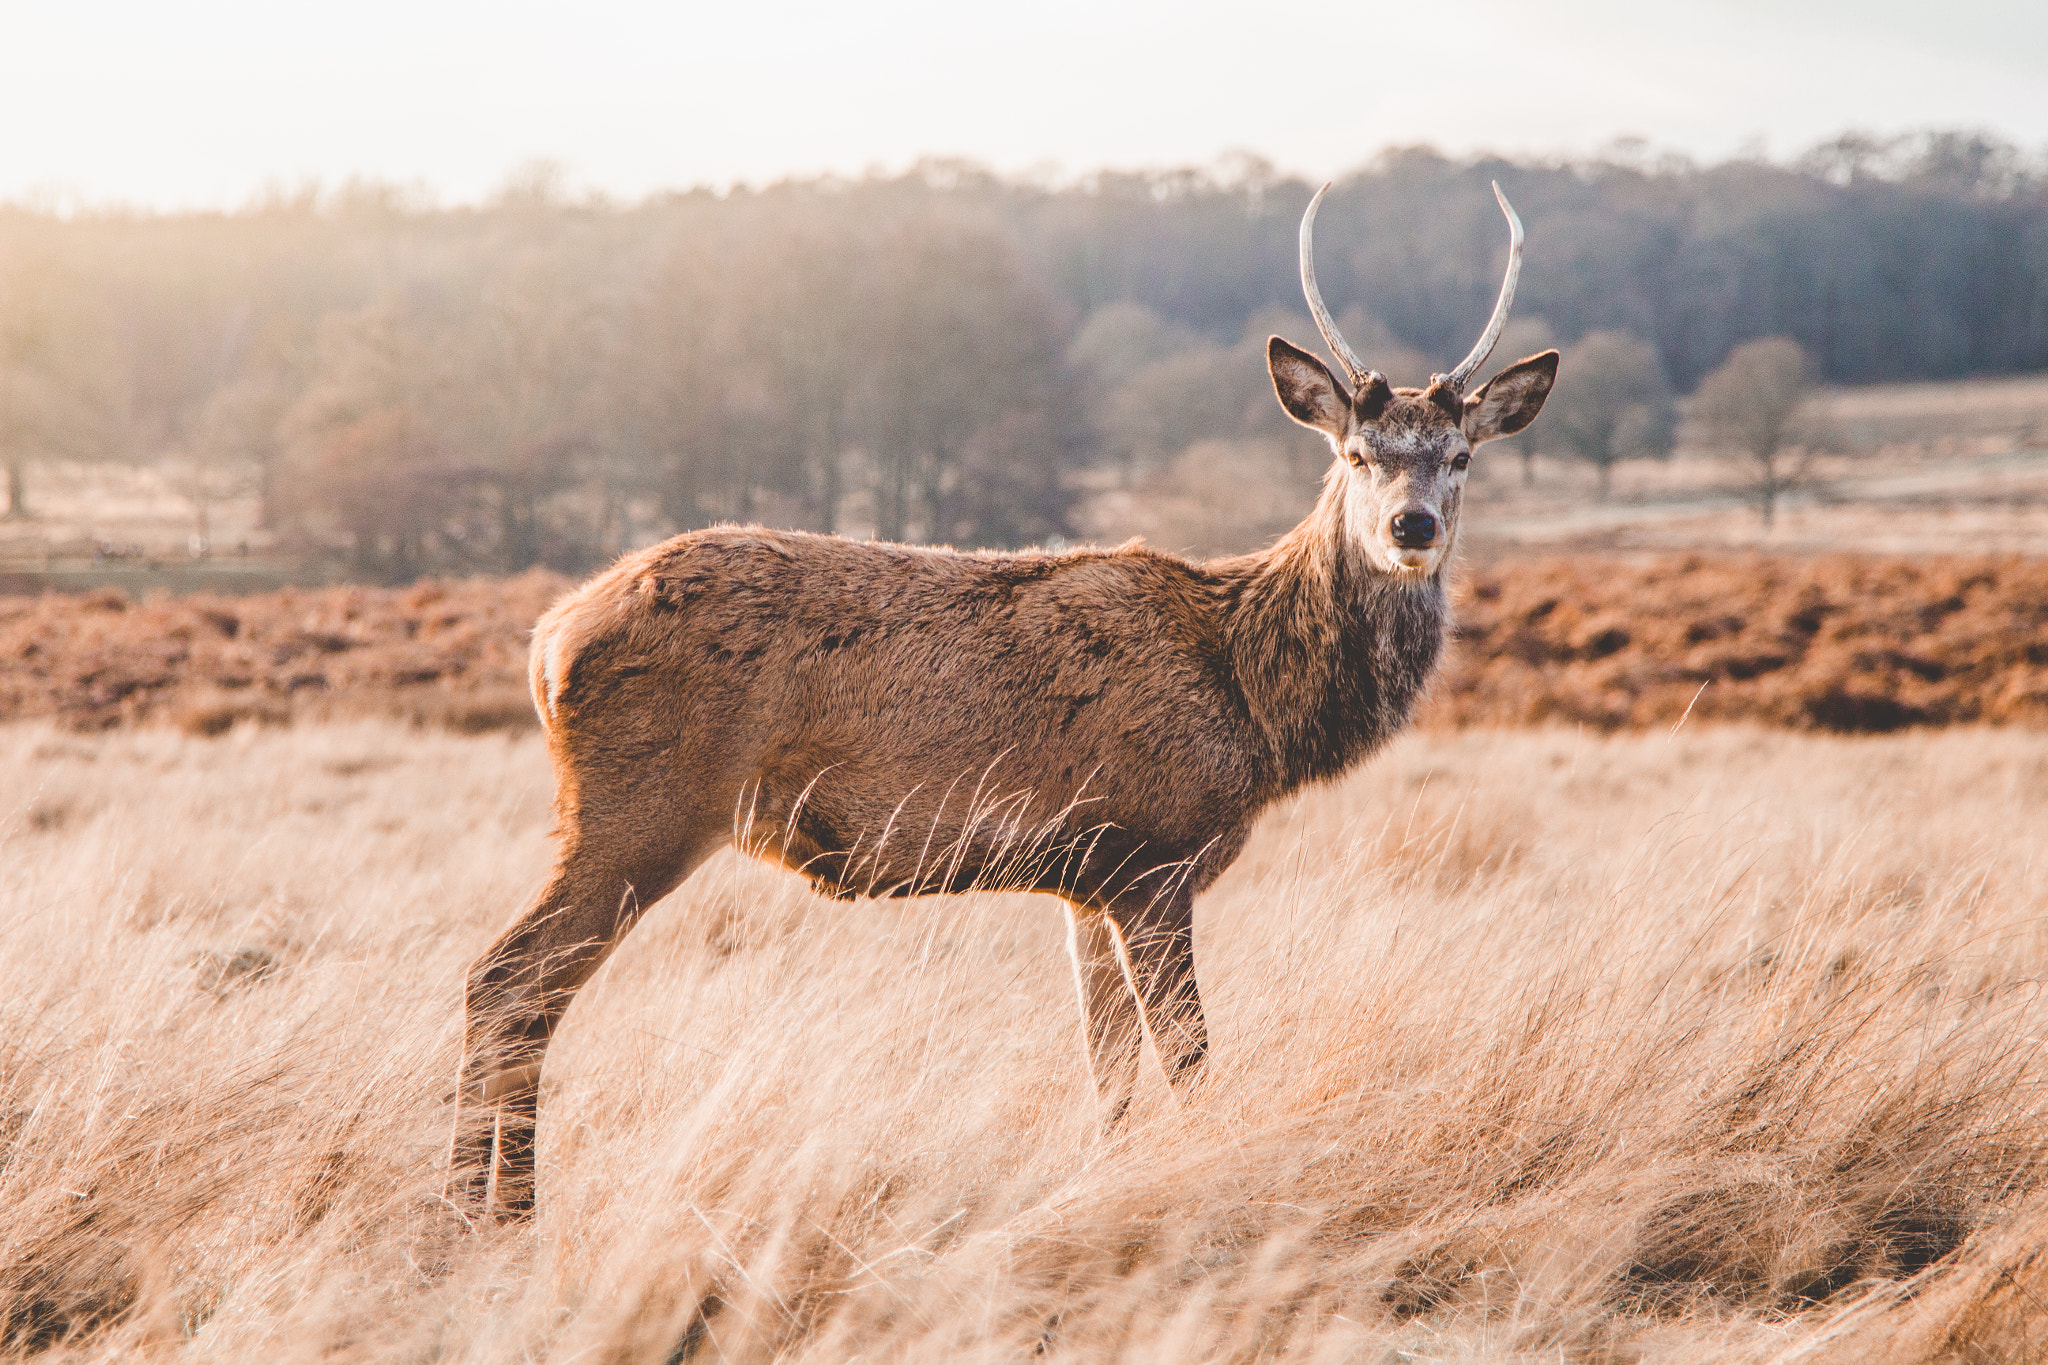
1211, 466, 1450, 794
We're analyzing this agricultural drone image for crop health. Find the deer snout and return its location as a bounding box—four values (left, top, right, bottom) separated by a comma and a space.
1387, 510, 1439, 549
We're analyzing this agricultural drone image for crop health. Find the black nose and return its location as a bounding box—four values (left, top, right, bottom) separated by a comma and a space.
1389, 511, 1438, 549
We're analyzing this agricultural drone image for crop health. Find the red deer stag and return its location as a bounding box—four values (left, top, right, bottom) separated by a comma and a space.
454, 182, 1559, 1217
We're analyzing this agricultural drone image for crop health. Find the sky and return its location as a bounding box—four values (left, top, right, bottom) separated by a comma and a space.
2, 0, 2044, 210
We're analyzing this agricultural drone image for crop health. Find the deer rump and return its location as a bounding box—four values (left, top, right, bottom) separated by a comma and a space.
534, 525, 1268, 910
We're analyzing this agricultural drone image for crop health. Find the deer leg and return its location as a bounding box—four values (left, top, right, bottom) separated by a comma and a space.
1064, 904, 1143, 1130
452, 822, 717, 1220
1108, 885, 1209, 1098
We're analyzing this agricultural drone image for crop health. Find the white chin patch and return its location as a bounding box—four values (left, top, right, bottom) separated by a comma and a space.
1387, 548, 1437, 574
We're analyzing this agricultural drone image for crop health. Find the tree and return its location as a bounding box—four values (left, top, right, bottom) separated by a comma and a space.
276, 301, 473, 580
188, 363, 299, 533
716, 215, 872, 533
1067, 302, 1203, 396
606, 234, 734, 543
1094, 343, 1257, 481
1067, 302, 1203, 484
0, 265, 122, 518
1533, 330, 1674, 498
1690, 336, 1814, 528
0, 366, 94, 519
449, 256, 607, 570
853, 213, 1074, 545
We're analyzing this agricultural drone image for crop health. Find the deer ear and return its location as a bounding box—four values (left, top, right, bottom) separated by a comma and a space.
1268, 337, 1351, 438
1463, 350, 1559, 444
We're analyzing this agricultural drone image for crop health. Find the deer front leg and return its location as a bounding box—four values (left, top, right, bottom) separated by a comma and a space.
1064, 905, 1143, 1129
1109, 886, 1209, 1095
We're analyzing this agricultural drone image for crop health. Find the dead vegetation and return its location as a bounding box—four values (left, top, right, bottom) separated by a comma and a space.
0, 571, 565, 732
4, 722, 2048, 1360
5, 554, 2048, 735
1427, 552, 2048, 731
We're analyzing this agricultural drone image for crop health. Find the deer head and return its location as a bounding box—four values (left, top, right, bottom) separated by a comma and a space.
1268, 181, 1559, 579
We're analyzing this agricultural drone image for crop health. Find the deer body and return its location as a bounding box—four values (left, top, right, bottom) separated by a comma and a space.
535, 479, 1447, 897
454, 184, 1558, 1217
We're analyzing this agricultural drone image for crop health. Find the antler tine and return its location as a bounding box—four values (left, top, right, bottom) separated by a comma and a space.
1438, 180, 1525, 396
1299, 183, 1380, 393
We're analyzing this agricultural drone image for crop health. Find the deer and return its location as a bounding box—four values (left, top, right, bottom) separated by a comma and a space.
452, 182, 1559, 1218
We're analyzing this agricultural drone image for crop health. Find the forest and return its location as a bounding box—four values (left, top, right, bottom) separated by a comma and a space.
2, 130, 2044, 580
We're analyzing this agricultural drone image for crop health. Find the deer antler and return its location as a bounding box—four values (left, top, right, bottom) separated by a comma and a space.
1299, 183, 1383, 395
1436, 181, 1524, 396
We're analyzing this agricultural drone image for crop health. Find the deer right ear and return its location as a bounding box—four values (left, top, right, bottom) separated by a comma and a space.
1462, 350, 1559, 444
1268, 337, 1351, 438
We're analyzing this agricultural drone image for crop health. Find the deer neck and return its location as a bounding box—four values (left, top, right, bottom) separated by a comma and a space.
1213, 468, 1450, 794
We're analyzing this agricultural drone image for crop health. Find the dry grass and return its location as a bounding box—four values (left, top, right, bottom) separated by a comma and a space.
1811, 372, 2048, 453
6, 721, 2048, 1361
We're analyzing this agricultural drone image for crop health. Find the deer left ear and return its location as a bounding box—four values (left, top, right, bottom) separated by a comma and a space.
1462, 350, 1559, 444
1268, 336, 1352, 438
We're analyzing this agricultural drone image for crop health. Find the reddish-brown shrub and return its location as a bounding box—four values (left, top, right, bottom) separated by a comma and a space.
4, 556, 2046, 733
0, 570, 568, 731
1426, 554, 2048, 732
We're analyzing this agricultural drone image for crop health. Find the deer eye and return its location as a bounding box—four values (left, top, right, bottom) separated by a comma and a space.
1450, 452, 1471, 471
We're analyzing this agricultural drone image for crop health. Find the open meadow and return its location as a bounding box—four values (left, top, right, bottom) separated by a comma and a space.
6, 38, 2048, 1365
6, 719, 2048, 1361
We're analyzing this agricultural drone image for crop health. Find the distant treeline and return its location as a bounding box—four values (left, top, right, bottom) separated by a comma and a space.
2, 131, 2043, 578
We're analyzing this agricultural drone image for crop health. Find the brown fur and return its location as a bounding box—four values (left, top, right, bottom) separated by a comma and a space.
451, 344, 1557, 1218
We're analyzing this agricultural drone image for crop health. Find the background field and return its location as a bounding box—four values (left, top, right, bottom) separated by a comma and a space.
6, 720, 2048, 1361
10, 370, 2048, 594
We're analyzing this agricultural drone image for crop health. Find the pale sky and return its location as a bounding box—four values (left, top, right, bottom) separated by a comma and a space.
3, 0, 2045, 210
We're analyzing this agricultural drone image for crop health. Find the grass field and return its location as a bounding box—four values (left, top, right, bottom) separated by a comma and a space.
6, 720, 2048, 1361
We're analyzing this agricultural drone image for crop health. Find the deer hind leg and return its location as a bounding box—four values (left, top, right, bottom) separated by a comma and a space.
453, 817, 720, 1220
1108, 884, 1209, 1097
1065, 905, 1143, 1129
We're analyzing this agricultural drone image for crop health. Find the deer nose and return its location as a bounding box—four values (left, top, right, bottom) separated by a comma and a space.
1388, 511, 1439, 549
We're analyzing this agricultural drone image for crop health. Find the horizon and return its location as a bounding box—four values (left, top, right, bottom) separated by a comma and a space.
1, 129, 2034, 222
4, 0, 2044, 213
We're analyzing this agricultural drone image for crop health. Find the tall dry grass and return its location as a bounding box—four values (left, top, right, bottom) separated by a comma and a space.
4, 721, 2048, 1361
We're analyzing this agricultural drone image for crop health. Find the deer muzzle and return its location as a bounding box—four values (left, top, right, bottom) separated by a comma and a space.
1388, 510, 1439, 549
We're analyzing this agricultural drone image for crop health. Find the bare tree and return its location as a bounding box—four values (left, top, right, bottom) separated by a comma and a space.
189, 358, 300, 533
1534, 330, 1674, 498
1691, 336, 1813, 527
606, 238, 730, 541
0, 269, 122, 519
452, 257, 607, 570
855, 213, 1072, 545
719, 218, 869, 532
1068, 303, 1203, 484
276, 243, 614, 580
1094, 343, 1256, 479
0, 367, 85, 520
1066, 303, 1202, 392
277, 302, 469, 580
